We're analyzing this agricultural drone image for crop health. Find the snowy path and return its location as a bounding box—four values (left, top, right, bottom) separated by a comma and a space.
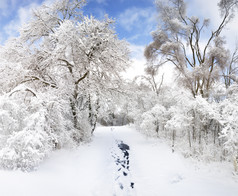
0, 126, 238, 196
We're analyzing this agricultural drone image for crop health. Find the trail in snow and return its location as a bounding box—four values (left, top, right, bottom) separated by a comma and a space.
111, 139, 134, 194
0, 126, 238, 196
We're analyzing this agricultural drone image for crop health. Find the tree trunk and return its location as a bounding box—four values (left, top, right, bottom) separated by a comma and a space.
155, 120, 159, 137
188, 129, 192, 148
204, 124, 208, 145
91, 98, 100, 134
199, 126, 202, 145
70, 97, 84, 143
213, 123, 217, 144
172, 129, 176, 153
88, 94, 93, 127
192, 110, 196, 142
192, 125, 196, 142
70, 98, 78, 129
233, 156, 238, 173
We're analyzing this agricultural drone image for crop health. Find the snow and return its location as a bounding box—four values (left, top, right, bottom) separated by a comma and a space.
0, 126, 237, 196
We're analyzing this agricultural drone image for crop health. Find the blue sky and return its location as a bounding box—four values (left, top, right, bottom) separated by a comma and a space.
84, 0, 156, 45
0, 0, 156, 46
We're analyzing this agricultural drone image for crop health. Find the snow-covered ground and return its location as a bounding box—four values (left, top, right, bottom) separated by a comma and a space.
0, 126, 237, 196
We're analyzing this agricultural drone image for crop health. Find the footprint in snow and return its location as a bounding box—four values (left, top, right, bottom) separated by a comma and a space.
170, 174, 183, 184
111, 140, 135, 191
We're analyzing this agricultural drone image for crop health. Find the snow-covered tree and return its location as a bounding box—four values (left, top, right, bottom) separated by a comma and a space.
0, 0, 130, 170
5, 0, 129, 137
140, 104, 167, 137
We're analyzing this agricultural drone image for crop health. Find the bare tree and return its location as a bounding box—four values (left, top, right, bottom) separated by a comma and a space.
223, 45, 238, 88
140, 65, 164, 96
145, 0, 238, 97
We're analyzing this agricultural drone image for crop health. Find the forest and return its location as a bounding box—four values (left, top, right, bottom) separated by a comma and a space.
0, 0, 237, 176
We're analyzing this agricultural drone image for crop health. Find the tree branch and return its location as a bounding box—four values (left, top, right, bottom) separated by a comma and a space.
21, 75, 57, 88
9, 88, 37, 97
75, 71, 89, 85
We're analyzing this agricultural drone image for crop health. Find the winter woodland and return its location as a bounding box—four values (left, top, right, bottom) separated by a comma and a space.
0, 0, 238, 176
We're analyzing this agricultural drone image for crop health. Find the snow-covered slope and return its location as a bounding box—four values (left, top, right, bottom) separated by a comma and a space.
0, 126, 237, 196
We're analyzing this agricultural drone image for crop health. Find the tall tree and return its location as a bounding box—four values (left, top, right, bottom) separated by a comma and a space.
145, 0, 238, 97
3, 0, 130, 138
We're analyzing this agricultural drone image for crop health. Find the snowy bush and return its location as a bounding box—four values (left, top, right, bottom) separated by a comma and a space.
0, 95, 27, 147
140, 104, 167, 137
135, 84, 225, 161
0, 129, 53, 171
0, 92, 83, 171
0, 107, 54, 171
165, 105, 193, 149
219, 90, 238, 171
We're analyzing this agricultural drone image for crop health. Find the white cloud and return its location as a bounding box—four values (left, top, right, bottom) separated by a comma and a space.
0, 0, 16, 16
123, 43, 175, 84
224, 15, 238, 50
129, 44, 145, 60
0, 0, 8, 10
118, 7, 156, 32
91, 7, 107, 19
158, 62, 175, 85
0, 0, 35, 16
4, 2, 39, 40
123, 44, 145, 79
123, 58, 146, 80
0, 32, 5, 44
